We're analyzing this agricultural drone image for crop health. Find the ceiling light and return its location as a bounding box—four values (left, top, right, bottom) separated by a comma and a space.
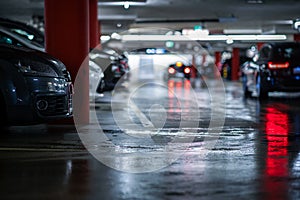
223, 29, 262, 34
226, 38, 234, 44
121, 34, 287, 41
98, 0, 147, 6
111, 32, 121, 40
182, 29, 209, 36
246, 0, 264, 4
293, 19, 300, 31
123, 1, 130, 9
100, 35, 111, 41
99, 15, 137, 20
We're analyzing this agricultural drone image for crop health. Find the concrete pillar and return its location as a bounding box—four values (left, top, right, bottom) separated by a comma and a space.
231, 48, 240, 81
294, 34, 300, 41
214, 51, 221, 77
89, 0, 99, 49
257, 42, 264, 51
44, 0, 90, 124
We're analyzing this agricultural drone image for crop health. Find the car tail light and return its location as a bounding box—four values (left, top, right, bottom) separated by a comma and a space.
268, 62, 289, 69
184, 67, 191, 74
168, 67, 176, 74
112, 65, 120, 72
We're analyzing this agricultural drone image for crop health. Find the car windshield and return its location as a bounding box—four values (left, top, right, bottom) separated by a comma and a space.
10, 28, 44, 48
273, 45, 300, 62
12, 29, 35, 41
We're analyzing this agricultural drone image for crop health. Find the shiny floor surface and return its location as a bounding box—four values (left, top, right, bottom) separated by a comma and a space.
1, 75, 300, 200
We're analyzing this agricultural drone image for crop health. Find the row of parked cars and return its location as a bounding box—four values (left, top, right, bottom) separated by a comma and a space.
0, 18, 129, 126
89, 48, 130, 99
241, 42, 300, 100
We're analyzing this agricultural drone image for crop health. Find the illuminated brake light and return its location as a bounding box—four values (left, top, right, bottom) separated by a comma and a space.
268, 62, 289, 69
184, 67, 191, 74
168, 67, 176, 74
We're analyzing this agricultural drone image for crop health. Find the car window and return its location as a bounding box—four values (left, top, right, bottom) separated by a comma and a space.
273, 46, 300, 62
0, 34, 13, 45
11, 29, 35, 41
259, 46, 272, 60
0, 32, 24, 47
0, 21, 44, 45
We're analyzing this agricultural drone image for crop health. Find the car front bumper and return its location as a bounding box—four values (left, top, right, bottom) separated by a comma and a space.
6, 76, 73, 124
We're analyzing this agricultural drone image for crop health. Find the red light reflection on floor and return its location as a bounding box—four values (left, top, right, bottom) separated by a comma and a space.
167, 79, 191, 116
263, 106, 289, 199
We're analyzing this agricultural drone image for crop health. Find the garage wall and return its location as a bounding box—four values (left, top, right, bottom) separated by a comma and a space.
128, 54, 192, 81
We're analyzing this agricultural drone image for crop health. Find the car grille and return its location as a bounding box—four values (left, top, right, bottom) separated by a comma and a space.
36, 95, 69, 116
62, 70, 72, 82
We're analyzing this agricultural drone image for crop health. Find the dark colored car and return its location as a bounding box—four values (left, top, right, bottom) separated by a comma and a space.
241, 42, 300, 99
0, 44, 73, 126
118, 53, 130, 80
164, 61, 191, 80
90, 48, 129, 92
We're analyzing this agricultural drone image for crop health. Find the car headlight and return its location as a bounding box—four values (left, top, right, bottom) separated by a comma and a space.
15, 60, 59, 77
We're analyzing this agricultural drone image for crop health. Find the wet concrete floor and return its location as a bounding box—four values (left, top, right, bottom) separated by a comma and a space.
1, 78, 300, 200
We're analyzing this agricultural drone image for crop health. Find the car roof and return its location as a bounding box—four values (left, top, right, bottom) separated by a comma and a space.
262, 42, 300, 49
0, 17, 44, 38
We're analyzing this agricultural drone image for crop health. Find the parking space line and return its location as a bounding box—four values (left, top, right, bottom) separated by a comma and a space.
129, 98, 154, 128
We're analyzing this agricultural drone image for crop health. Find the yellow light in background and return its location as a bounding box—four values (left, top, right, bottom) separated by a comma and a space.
176, 62, 183, 67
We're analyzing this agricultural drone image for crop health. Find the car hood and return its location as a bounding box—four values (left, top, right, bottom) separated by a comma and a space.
0, 44, 70, 80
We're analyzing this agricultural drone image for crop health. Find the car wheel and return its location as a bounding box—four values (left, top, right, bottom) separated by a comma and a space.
242, 74, 251, 98
256, 74, 268, 100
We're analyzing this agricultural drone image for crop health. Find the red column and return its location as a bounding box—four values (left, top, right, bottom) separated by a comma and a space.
231, 48, 240, 81
89, 0, 99, 49
214, 52, 221, 67
257, 42, 264, 51
214, 51, 221, 77
44, 0, 89, 124
294, 34, 300, 41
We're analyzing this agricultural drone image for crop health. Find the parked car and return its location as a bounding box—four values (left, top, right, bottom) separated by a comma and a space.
0, 19, 106, 100
89, 59, 105, 100
241, 42, 300, 99
0, 18, 127, 95
90, 48, 129, 92
164, 61, 191, 81
0, 44, 73, 126
118, 53, 130, 80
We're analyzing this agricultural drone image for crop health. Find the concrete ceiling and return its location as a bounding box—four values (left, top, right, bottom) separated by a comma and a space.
98, 0, 300, 35
0, 0, 299, 51
0, 0, 299, 34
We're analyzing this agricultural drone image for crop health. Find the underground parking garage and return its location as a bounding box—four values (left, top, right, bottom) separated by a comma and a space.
1, 0, 300, 199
